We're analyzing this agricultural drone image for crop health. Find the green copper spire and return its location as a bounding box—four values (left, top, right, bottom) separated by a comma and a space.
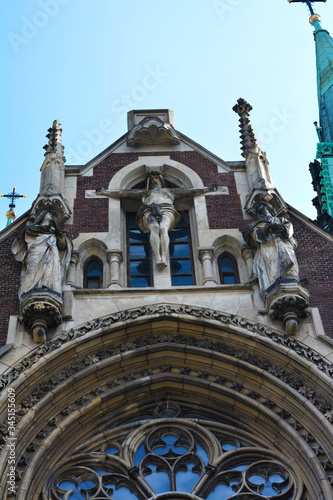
290, 1, 333, 230
311, 16, 333, 142
311, 13, 333, 227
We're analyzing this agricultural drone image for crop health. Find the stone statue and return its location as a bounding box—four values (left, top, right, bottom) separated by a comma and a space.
12, 211, 72, 298
97, 173, 216, 267
243, 202, 299, 298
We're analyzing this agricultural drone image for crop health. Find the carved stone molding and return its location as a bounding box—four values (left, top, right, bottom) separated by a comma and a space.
1, 304, 332, 392
20, 290, 63, 343
127, 116, 180, 147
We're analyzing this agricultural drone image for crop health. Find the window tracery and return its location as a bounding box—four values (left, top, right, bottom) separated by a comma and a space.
48, 419, 299, 500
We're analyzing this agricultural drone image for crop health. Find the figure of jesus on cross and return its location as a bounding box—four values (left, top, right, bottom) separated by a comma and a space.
97, 172, 217, 268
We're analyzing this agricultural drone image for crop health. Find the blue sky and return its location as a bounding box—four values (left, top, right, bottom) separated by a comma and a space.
1, 0, 333, 224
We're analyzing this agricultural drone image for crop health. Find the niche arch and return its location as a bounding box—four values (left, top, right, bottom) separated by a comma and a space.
213, 234, 248, 283
103, 158, 211, 286
77, 238, 108, 288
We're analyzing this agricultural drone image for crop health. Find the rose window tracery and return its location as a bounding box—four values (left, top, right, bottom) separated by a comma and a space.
48, 419, 301, 500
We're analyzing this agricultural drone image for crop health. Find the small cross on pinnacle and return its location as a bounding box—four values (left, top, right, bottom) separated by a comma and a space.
233, 98, 258, 157
288, 0, 326, 16
0, 187, 27, 226
233, 98, 252, 118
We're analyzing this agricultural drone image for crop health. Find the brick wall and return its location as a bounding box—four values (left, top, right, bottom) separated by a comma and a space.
0, 225, 23, 346
290, 214, 333, 338
66, 151, 245, 239
0, 150, 332, 347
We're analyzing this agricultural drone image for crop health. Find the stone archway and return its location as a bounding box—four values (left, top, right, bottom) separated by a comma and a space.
0, 305, 332, 498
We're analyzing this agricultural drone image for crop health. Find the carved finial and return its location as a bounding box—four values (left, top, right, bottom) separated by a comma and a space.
233, 98, 259, 157
43, 120, 65, 160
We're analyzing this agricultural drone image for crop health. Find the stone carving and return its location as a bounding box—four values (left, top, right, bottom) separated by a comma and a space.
243, 202, 299, 297
1, 303, 333, 394
12, 211, 71, 297
11, 211, 72, 341
243, 202, 310, 335
97, 172, 216, 267
7, 362, 333, 492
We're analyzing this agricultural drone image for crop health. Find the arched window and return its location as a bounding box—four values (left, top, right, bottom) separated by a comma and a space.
170, 213, 195, 286
218, 254, 239, 285
48, 416, 299, 499
127, 212, 152, 287
84, 258, 103, 289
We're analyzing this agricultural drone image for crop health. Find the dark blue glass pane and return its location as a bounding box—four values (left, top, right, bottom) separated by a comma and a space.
172, 275, 193, 286
171, 259, 192, 274
87, 278, 100, 289
220, 257, 234, 272
269, 473, 287, 483
111, 486, 140, 499
87, 261, 101, 276
130, 245, 149, 258
206, 482, 236, 500
169, 228, 188, 242
196, 442, 209, 465
176, 462, 200, 492
221, 441, 238, 451
130, 261, 150, 275
129, 229, 148, 243
170, 244, 190, 258
227, 462, 250, 471
152, 433, 189, 455
144, 464, 170, 494
104, 446, 119, 455
130, 277, 150, 287
223, 275, 236, 285
127, 213, 137, 227
134, 443, 145, 466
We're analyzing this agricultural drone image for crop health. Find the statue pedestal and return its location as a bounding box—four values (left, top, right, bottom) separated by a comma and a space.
19, 289, 63, 343
266, 280, 310, 335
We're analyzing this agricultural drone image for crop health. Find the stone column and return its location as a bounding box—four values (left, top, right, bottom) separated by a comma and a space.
241, 247, 254, 280
107, 250, 123, 289
66, 251, 79, 286
199, 248, 217, 286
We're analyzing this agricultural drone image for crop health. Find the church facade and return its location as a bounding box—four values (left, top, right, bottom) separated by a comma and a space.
0, 100, 332, 500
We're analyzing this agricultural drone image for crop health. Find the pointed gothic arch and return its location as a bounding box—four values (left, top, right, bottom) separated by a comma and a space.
0, 306, 332, 498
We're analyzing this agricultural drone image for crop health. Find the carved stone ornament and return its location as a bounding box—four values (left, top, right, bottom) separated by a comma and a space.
1, 304, 333, 394
30, 193, 72, 226
11, 210, 72, 342
268, 292, 310, 336
243, 201, 309, 334
127, 115, 180, 147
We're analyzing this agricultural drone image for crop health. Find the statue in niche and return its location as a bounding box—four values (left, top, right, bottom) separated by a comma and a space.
12, 211, 72, 297
97, 172, 216, 267
243, 202, 299, 298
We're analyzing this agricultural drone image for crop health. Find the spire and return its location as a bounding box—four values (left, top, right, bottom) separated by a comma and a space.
310, 15, 333, 143
232, 98, 259, 158
289, 1, 333, 230
43, 120, 65, 159
40, 120, 66, 196
233, 99, 288, 215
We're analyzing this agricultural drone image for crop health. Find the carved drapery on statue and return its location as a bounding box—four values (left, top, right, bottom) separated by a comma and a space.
97, 172, 216, 267
243, 202, 309, 335
12, 211, 72, 342
243, 203, 299, 298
